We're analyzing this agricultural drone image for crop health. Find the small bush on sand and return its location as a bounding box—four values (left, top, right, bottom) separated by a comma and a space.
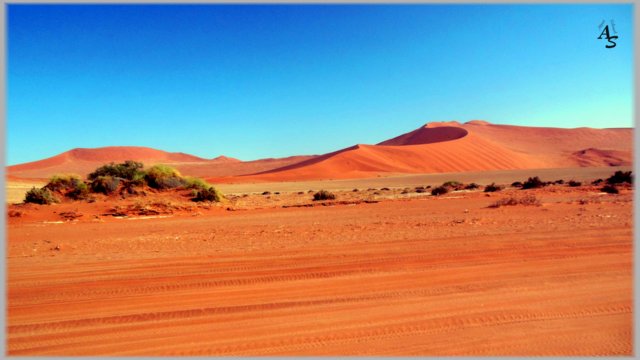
45, 174, 84, 192
511, 181, 523, 188
192, 186, 223, 202
465, 183, 479, 190
352, 188, 359, 192
484, 183, 502, 192
442, 181, 462, 188
67, 182, 90, 200
554, 179, 565, 185
522, 176, 545, 189
144, 165, 184, 189
601, 185, 619, 194
183, 177, 211, 190
262, 191, 271, 195
90, 176, 121, 195
89, 160, 144, 181
381, 187, 390, 191
431, 186, 448, 196
606, 171, 633, 185
592, 178, 604, 185
24, 187, 58, 204
313, 190, 336, 201
489, 195, 541, 208
567, 180, 581, 187
415, 188, 427, 193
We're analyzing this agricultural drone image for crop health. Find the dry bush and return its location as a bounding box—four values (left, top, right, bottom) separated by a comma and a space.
489, 195, 541, 208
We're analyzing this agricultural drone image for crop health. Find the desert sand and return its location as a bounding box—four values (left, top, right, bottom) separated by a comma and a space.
6, 177, 632, 355
6, 121, 633, 355
7, 121, 632, 183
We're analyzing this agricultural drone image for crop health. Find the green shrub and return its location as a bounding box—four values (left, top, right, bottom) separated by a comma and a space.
606, 171, 632, 185
89, 160, 144, 181
313, 190, 336, 201
192, 186, 223, 202
601, 185, 619, 194
144, 165, 184, 189
183, 176, 211, 190
90, 176, 121, 195
67, 182, 90, 200
522, 176, 545, 189
484, 183, 502, 192
24, 187, 58, 204
431, 186, 448, 196
45, 174, 84, 192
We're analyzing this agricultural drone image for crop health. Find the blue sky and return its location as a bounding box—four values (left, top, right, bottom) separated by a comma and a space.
7, 4, 633, 165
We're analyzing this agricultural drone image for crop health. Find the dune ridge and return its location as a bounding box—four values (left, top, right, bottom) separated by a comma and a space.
8, 121, 633, 182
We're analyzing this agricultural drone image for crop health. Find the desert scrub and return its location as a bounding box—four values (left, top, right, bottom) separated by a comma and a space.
183, 176, 212, 190
88, 160, 144, 181
483, 183, 502, 192
489, 195, 541, 208
442, 181, 463, 190
567, 180, 581, 187
511, 181, 523, 188
144, 165, 184, 189
192, 186, 223, 202
606, 171, 632, 185
431, 186, 448, 196
45, 174, 83, 192
24, 187, 58, 205
522, 176, 545, 189
67, 181, 90, 200
600, 185, 619, 194
90, 176, 121, 195
464, 183, 479, 190
313, 190, 336, 201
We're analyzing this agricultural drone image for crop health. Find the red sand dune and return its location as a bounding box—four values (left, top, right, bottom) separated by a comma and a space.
237, 121, 632, 182
8, 121, 633, 182
7, 146, 308, 180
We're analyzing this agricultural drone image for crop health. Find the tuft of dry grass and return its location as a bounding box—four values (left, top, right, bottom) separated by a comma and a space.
489, 195, 541, 208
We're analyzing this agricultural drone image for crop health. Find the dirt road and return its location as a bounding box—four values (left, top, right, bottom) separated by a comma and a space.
7, 187, 632, 355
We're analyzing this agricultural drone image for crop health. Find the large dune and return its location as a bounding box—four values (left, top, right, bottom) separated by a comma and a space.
238, 121, 632, 182
8, 121, 632, 182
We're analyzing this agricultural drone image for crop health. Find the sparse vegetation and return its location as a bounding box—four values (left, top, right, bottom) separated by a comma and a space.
144, 165, 184, 189
431, 186, 449, 196
442, 181, 461, 188
567, 180, 581, 187
484, 183, 502, 192
262, 191, 271, 195
192, 186, 223, 202
415, 188, 427, 193
464, 183, 479, 190
511, 181, 523, 188
592, 178, 604, 185
554, 179, 565, 185
313, 190, 336, 201
606, 171, 632, 185
601, 185, 619, 194
522, 176, 545, 189
489, 195, 541, 208
24, 187, 58, 205
90, 176, 121, 195
88, 160, 144, 181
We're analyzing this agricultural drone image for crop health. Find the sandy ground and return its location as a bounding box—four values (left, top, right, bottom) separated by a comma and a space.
6, 178, 632, 355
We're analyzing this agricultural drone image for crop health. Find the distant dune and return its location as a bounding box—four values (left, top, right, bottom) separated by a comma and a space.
237, 121, 632, 182
7, 121, 632, 182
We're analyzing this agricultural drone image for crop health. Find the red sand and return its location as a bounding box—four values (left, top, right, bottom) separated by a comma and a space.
6, 184, 632, 355
8, 121, 632, 183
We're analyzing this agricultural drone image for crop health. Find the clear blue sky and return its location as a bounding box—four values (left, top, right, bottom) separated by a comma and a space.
7, 4, 633, 165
